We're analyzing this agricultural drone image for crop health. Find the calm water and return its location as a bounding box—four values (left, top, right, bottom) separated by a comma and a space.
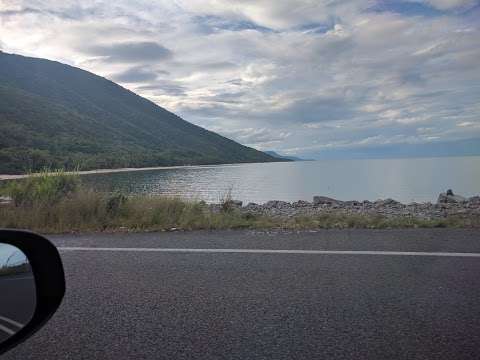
83, 156, 480, 204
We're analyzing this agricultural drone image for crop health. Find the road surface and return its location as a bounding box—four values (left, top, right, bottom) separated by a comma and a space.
0, 273, 36, 343
3, 229, 480, 359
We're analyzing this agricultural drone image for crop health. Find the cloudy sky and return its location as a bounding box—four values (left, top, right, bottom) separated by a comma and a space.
1, 0, 479, 158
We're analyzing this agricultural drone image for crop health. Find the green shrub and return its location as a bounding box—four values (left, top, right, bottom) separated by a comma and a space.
106, 192, 128, 215
0, 170, 477, 233
4, 169, 79, 206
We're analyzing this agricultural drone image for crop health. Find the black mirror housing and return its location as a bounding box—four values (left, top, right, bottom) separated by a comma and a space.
0, 230, 65, 355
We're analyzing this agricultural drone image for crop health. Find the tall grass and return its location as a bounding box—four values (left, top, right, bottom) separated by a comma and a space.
2, 169, 79, 206
0, 171, 476, 233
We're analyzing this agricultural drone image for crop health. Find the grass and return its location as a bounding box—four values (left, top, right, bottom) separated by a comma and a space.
1, 169, 79, 206
0, 263, 31, 276
0, 171, 477, 234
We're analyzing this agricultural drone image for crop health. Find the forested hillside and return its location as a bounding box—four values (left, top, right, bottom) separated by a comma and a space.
0, 51, 280, 174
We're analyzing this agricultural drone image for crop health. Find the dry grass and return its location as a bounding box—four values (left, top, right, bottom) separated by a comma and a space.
0, 172, 477, 233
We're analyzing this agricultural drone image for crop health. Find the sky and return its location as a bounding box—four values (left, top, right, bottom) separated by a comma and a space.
0, 244, 27, 267
0, 0, 479, 158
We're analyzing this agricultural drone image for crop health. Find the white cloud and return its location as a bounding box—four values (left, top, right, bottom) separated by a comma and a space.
0, 0, 479, 157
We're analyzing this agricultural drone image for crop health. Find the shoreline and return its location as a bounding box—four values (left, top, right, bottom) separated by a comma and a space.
3, 154, 479, 181
2, 191, 479, 233
1, 169, 478, 232
211, 191, 480, 221
0, 163, 250, 181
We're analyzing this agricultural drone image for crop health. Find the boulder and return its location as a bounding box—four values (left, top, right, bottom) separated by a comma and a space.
292, 200, 311, 208
437, 190, 467, 204
0, 196, 12, 205
313, 196, 342, 206
344, 200, 360, 207
264, 200, 291, 209
374, 198, 401, 207
467, 196, 480, 206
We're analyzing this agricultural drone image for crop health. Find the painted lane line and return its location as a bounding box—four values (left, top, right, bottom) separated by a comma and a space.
0, 315, 24, 328
0, 324, 15, 336
58, 247, 480, 258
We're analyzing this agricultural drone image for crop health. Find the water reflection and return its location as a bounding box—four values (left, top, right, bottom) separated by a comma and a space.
83, 156, 480, 204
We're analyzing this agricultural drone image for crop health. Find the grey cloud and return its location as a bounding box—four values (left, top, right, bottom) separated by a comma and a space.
0, 5, 99, 20
2, 0, 479, 157
211, 127, 291, 146
197, 61, 237, 70
136, 80, 186, 96
199, 91, 246, 104
180, 103, 233, 119
192, 15, 275, 34
224, 79, 246, 86
249, 95, 358, 124
83, 41, 172, 63
111, 67, 163, 83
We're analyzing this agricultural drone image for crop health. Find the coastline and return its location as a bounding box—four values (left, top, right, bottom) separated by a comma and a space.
215, 193, 480, 221
0, 163, 251, 181
1, 169, 478, 232
1, 190, 479, 233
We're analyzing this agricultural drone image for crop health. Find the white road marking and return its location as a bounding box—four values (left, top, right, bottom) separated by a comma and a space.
0, 323, 15, 336
0, 315, 24, 329
58, 247, 480, 257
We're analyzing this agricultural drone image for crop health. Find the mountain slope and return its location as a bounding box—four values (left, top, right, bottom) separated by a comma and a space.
264, 151, 311, 161
0, 51, 281, 174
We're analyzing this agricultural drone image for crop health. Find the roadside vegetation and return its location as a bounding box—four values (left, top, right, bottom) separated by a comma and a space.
0, 171, 476, 234
0, 263, 31, 276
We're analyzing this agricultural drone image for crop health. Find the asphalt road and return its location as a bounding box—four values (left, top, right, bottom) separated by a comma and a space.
3, 229, 480, 359
0, 274, 36, 343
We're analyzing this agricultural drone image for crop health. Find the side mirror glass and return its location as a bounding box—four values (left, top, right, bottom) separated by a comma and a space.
0, 230, 65, 355
0, 244, 36, 343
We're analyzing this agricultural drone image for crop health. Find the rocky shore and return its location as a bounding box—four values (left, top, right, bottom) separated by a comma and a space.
2, 189, 479, 222
211, 190, 480, 220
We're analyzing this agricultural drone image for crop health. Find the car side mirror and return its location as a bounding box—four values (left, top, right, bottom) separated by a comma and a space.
0, 230, 65, 355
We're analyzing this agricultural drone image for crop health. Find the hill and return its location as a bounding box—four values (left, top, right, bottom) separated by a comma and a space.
264, 151, 310, 161
0, 51, 281, 174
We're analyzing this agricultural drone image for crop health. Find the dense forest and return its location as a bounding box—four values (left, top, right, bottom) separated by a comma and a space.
0, 51, 282, 174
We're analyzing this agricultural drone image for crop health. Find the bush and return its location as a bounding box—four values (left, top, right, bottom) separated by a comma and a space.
106, 192, 128, 215
0, 170, 477, 233
219, 186, 235, 213
4, 169, 79, 206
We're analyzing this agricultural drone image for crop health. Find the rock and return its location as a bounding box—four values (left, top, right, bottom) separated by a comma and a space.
383, 198, 400, 205
0, 196, 12, 205
344, 200, 360, 207
313, 196, 342, 206
437, 190, 467, 204
264, 200, 291, 209
292, 200, 311, 207
468, 196, 480, 204
219, 194, 477, 221
374, 198, 401, 207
